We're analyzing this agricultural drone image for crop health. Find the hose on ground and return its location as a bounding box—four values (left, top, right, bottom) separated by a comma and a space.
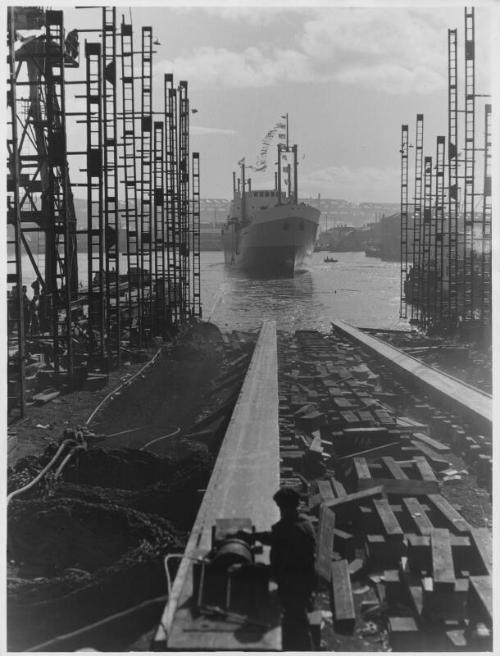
7, 438, 78, 504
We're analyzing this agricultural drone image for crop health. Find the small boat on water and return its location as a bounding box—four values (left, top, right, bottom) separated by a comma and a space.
323, 257, 338, 263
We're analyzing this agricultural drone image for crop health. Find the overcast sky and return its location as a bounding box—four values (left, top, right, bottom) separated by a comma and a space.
59, 2, 496, 202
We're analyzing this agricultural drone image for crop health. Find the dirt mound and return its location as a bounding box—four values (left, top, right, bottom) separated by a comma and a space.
53, 450, 214, 529
8, 497, 180, 577
7, 497, 182, 650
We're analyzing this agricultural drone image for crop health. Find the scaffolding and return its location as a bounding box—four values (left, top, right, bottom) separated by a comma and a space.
102, 6, 121, 364
7, 7, 26, 416
140, 26, 153, 335
447, 28, 459, 322
178, 81, 190, 319
120, 18, 141, 339
6, 7, 202, 417
401, 7, 491, 340
191, 152, 201, 318
410, 114, 424, 323
433, 136, 446, 322
463, 7, 475, 320
165, 77, 180, 324
399, 124, 409, 319
153, 121, 166, 332
85, 41, 105, 363
480, 104, 492, 327
421, 155, 433, 329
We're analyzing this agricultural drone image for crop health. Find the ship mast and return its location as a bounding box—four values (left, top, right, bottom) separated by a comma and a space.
240, 160, 246, 222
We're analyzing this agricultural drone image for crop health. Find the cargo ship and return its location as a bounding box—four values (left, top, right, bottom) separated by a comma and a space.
222, 124, 320, 276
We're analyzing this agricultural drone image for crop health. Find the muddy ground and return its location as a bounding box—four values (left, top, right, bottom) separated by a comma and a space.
7, 322, 256, 651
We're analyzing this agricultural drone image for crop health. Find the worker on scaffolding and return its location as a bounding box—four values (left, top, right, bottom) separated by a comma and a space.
237, 486, 316, 650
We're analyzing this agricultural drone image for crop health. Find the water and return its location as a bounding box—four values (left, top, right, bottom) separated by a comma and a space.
201, 251, 410, 332
19, 250, 410, 332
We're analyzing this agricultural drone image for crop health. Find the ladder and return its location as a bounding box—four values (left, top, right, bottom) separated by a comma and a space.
140, 26, 153, 335
447, 28, 459, 322
463, 7, 475, 320
102, 6, 121, 364
399, 124, 409, 319
191, 152, 202, 318
85, 40, 105, 363
120, 19, 141, 339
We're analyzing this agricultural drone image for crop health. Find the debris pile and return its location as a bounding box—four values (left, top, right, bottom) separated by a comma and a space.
277, 329, 492, 652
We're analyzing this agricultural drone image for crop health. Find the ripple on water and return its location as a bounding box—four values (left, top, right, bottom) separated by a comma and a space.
201, 251, 410, 333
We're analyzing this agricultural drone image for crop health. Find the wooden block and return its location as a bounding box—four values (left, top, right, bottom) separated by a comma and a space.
353, 457, 371, 488
403, 498, 434, 535
373, 498, 404, 541
330, 477, 347, 498
422, 577, 468, 622
445, 629, 468, 649
469, 528, 492, 575
406, 534, 431, 573
325, 486, 384, 520
383, 569, 401, 604
409, 440, 450, 470
317, 480, 335, 505
356, 409, 376, 426
468, 576, 492, 626
382, 456, 408, 480
342, 426, 389, 442
348, 558, 364, 578
315, 505, 336, 582
340, 410, 360, 426
366, 534, 404, 565
333, 396, 355, 409
387, 616, 420, 651
330, 560, 355, 634
431, 529, 455, 591
412, 431, 450, 452
333, 528, 355, 561
413, 456, 438, 482
426, 494, 471, 534
358, 477, 440, 496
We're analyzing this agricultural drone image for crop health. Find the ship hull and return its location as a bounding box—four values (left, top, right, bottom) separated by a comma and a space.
222, 204, 320, 277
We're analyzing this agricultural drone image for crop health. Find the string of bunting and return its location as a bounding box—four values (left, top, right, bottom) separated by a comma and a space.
246, 114, 287, 172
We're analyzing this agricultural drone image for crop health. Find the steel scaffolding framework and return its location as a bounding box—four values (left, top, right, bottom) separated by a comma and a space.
401, 9, 491, 339
411, 114, 424, 323
7, 7, 26, 416
433, 136, 446, 322
480, 104, 492, 327
120, 19, 141, 337
421, 156, 433, 329
85, 41, 105, 363
178, 81, 190, 319
140, 26, 153, 335
191, 152, 201, 318
447, 28, 459, 322
463, 6, 475, 320
102, 6, 121, 364
6, 7, 202, 416
399, 124, 409, 319
165, 78, 180, 324
153, 121, 166, 332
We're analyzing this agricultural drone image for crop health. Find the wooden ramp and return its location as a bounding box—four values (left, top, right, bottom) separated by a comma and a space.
332, 320, 491, 432
153, 320, 281, 650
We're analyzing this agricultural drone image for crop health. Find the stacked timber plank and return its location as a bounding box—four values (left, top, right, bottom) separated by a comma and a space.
277, 329, 492, 652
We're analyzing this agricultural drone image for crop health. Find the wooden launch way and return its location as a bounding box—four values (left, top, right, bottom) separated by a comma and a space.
154, 320, 281, 650
332, 321, 492, 432
153, 320, 491, 650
